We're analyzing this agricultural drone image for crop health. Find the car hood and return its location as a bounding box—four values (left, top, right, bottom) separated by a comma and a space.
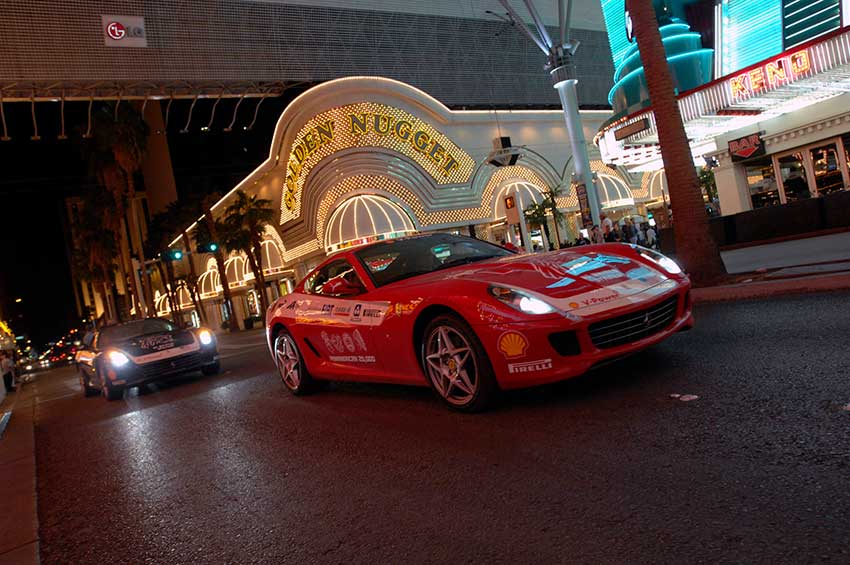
109, 330, 196, 356
395, 247, 679, 314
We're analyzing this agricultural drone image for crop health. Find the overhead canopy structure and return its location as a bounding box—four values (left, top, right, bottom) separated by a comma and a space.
596, 28, 850, 171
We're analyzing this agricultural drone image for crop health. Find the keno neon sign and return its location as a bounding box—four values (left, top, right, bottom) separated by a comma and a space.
729, 49, 811, 99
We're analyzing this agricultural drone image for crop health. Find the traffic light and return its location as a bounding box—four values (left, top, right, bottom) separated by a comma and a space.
198, 242, 219, 253
164, 249, 184, 261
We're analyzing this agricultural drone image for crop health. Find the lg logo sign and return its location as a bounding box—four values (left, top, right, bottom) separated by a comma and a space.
101, 15, 147, 47
106, 21, 126, 40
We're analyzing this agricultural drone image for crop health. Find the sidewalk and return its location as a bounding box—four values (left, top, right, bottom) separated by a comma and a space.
0, 378, 39, 565
720, 231, 850, 274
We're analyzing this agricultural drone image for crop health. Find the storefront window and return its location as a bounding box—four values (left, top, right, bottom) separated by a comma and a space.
776, 153, 810, 203
810, 143, 844, 196
745, 157, 780, 208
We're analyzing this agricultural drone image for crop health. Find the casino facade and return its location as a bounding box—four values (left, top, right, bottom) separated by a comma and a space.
172, 76, 650, 329
596, 0, 850, 228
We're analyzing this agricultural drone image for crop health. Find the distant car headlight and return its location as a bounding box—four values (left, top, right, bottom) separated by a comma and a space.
632, 245, 682, 275
198, 329, 214, 346
490, 286, 556, 315
107, 350, 130, 368
26, 364, 32, 371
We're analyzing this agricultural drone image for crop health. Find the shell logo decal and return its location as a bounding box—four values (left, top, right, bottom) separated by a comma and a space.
498, 331, 528, 358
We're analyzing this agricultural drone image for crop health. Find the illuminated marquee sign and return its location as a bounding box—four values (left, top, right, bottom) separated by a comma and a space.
728, 132, 765, 162
281, 103, 475, 214
729, 49, 811, 99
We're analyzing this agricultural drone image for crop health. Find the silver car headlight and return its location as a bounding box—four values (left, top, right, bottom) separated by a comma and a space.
489, 286, 556, 315
632, 245, 682, 275
107, 350, 130, 367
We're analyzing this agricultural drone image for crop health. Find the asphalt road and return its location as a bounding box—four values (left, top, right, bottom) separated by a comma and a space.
33, 292, 850, 564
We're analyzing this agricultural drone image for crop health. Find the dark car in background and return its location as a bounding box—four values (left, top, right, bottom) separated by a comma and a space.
75, 318, 220, 400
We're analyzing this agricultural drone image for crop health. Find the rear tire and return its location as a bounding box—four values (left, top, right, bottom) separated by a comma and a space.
102, 382, 124, 401
273, 330, 316, 396
201, 361, 221, 375
420, 314, 498, 412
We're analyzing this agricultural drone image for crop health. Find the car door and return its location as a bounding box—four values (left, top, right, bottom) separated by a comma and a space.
296, 258, 389, 380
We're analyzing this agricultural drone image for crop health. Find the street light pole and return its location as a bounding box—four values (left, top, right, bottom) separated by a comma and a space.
497, 0, 601, 228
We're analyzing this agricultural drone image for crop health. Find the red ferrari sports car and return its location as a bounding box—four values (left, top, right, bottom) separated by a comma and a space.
266, 233, 693, 411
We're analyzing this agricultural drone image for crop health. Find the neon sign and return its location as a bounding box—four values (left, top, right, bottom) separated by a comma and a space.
729, 49, 811, 99
282, 103, 474, 213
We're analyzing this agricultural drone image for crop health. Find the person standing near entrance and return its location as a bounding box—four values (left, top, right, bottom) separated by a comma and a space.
646, 224, 657, 249
600, 212, 613, 241
1, 351, 15, 393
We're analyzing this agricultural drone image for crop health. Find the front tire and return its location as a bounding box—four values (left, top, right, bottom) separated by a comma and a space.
80, 372, 97, 397
421, 314, 498, 412
273, 330, 316, 395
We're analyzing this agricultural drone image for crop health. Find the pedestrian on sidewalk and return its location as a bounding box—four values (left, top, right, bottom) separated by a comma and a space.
1, 351, 15, 393
646, 225, 657, 249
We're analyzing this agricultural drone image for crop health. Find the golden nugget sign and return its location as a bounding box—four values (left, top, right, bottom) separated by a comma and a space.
729, 49, 811, 99
282, 103, 474, 214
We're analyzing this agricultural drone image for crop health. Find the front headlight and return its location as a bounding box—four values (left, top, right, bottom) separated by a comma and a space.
632, 245, 682, 275
198, 329, 214, 346
107, 350, 130, 367
489, 286, 556, 315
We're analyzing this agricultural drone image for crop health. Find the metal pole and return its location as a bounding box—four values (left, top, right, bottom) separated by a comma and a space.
514, 189, 533, 253
552, 75, 601, 227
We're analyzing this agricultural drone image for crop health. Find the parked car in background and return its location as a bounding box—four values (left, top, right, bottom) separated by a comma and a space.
76, 318, 220, 400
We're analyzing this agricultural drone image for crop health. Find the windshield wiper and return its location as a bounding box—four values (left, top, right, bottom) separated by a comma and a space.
437, 255, 499, 270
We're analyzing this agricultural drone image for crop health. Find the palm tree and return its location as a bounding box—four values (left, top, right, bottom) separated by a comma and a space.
194, 207, 238, 332
627, 0, 726, 285
79, 102, 151, 314
524, 202, 551, 249
144, 207, 184, 326
221, 190, 276, 315
71, 192, 120, 322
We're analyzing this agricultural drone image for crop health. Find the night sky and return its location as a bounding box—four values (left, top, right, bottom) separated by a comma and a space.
0, 94, 298, 347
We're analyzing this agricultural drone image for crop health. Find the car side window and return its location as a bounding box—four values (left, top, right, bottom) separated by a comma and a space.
305, 259, 366, 297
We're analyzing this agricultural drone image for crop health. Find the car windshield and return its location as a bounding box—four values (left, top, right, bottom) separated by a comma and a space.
98, 319, 176, 347
355, 234, 512, 286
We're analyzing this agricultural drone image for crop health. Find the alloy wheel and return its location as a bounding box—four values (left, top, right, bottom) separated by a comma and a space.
424, 325, 478, 406
274, 334, 301, 390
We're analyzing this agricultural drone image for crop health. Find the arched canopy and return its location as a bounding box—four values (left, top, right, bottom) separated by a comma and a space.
596, 173, 635, 210
493, 181, 546, 219
261, 239, 284, 274
324, 194, 417, 253
646, 170, 669, 202
224, 255, 249, 287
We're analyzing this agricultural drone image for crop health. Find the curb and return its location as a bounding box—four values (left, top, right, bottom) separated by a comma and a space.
692, 272, 850, 303
0, 382, 40, 565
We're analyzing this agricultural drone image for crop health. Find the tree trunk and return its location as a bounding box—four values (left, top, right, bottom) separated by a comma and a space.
181, 233, 204, 325
119, 218, 143, 318
203, 211, 238, 332
244, 245, 268, 316
214, 249, 238, 332
627, 0, 727, 286
250, 235, 269, 314
100, 268, 117, 323
157, 261, 180, 326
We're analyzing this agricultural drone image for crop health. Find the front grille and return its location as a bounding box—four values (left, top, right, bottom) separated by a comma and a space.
588, 296, 679, 349
140, 352, 203, 380
548, 331, 581, 356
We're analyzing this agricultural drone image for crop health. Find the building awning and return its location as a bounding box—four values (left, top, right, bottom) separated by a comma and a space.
596, 27, 850, 171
